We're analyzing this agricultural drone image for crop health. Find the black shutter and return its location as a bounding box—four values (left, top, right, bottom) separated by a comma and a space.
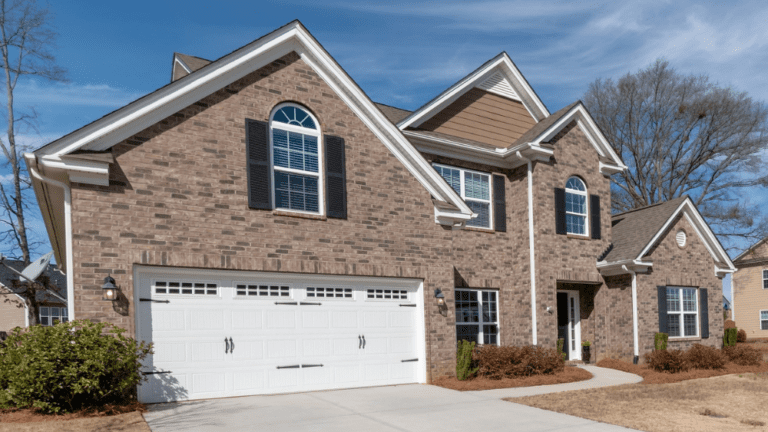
325, 134, 347, 219
657, 286, 668, 334
555, 188, 566, 235
245, 119, 272, 210
700, 288, 709, 339
590, 194, 601, 239
493, 175, 506, 232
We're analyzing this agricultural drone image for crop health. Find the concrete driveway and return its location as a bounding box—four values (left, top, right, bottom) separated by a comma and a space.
144, 383, 637, 432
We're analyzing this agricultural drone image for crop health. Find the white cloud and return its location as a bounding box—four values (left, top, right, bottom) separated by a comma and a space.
13, 81, 145, 108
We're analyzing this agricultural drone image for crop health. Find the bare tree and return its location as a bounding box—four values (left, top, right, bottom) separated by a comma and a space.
584, 60, 768, 250
0, 0, 64, 266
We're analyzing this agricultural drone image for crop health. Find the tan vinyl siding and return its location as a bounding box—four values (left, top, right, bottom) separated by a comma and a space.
418, 88, 536, 147
0, 287, 26, 331
733, 264, 768, 338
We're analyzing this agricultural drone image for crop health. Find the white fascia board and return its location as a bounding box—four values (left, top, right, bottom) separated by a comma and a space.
599, 161, 625, 176
397, 53, 549, 130
174, 55, 192, 74
33, 22, 472, 220
636, 198, 735, 271
39, 156, 110, 186
596, 259, 653, 276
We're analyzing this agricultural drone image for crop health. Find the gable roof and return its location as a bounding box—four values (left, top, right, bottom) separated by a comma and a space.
733, 236, 768, 265
0, 260, 67, 304
172, 53, 212, 82
601, 196, 735, 276
398, 52, 550, 130
374, 102, 412, 124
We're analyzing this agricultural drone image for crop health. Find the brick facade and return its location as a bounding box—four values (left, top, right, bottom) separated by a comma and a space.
64, 48, 726, 380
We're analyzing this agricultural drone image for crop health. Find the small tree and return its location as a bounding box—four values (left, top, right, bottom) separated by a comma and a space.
584, 60, 768, 250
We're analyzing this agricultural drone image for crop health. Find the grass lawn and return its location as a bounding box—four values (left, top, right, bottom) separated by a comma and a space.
433, 366, 592, 391
510, 373, 768, 432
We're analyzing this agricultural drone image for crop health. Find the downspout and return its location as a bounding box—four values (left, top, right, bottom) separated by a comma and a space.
26, 156, 74, 322
730, 278, 735, 321
517, 151, 537, 345
622, 265, 639, 364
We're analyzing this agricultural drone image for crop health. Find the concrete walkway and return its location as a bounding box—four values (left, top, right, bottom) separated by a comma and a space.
144, 366, 643, 432
467, 364, 643, 400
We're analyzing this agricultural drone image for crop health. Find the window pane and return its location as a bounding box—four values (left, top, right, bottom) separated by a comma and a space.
274, 172, 319, 212
483, 325, 498, 345
51, 308, 60, 317
683, 314, 697, 337
455, 291, 479, 323
273, 130, 319, 173
40, 316, 49, 326
667, 314, 680, 337
435, 165, 461, 194
61, 308, 68, 318
273, 106, 316, 129
565, 192, 586, 214
762, 311, 768, 320
482, 292, 498, 323
465, 172, 489, 200
762, 320, 768, 331
466, 201, 490, 228
566, 177, 585, 191
667, 288, 681, 312
682, 288, 697, 312
456, 325, 479, 344
41, 307, 49, 316
566, 214, 586, 235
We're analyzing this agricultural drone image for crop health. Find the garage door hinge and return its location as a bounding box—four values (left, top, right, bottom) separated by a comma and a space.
274, 302, 298, 305
140, 298, 170, 303
401, 358, 418, 363
276, 364, 301, 369
142, 370, 172, 375
299, 302, 322, 306
301, 364, 323, 368
399, 303, 416, 307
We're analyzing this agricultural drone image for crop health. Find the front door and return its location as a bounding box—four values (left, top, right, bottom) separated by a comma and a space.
557, 291, 581, 360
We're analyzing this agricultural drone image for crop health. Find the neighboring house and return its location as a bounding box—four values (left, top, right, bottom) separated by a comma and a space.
0, 260, 68, 333
732, 237, 768, 338
723, 295, 732, 320
25, 21, 735, 403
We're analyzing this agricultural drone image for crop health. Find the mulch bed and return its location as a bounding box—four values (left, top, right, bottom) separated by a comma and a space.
0, 401, 146, 423
432, 366, 593, 391
596, 358, 768, 384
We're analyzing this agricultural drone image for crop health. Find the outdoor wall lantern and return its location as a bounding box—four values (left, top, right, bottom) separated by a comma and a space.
434, 289, 446, 307
102, 275, 119, 301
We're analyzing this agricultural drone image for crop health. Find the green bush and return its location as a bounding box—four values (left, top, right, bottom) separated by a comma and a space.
474, 345, 564, 380
557, 338, 566, 361
654, 332, 668, 351
456, 340, 478, 381
0, 320, 152, 413
723, 328, 738, 347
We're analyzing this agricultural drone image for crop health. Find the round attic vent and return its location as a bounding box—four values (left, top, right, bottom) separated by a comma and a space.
676, 230, 687, 248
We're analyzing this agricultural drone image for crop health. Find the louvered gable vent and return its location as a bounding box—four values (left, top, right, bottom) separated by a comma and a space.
476, 72, 520, 101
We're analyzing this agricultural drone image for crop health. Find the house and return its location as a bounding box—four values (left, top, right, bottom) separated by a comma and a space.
732, 237, 768, 338
0, 260, 68, 334
25, 21, 734, 403
723, 295, 732, 320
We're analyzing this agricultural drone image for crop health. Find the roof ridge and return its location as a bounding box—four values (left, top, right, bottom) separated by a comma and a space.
612, 196, 688, 218
373, 101, 410, 112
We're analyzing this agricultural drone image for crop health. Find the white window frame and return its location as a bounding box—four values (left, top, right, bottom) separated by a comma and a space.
760, 310, 768, 331
39, 306, 68, 326
763, 269, 768, 289
432, 163, 493, 229
455, 288, 500, 345
269, 103, 324, 215
667, 286, 699, 338
565, 176, 589, 236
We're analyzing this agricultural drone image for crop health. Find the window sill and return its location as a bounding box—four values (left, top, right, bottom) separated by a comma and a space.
273, 209, 327, 221
567, 234, 592, 240
463, 225, 495, 234
668, 336, 701, 342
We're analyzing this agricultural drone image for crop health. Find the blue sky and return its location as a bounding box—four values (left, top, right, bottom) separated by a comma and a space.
10, 0, 768, 296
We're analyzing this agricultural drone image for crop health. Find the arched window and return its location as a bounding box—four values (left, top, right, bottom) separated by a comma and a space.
565, 177, 588, 235
270, 104, 322, 213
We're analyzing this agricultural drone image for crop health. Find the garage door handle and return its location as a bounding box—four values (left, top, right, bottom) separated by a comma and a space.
275, 301, 298, 305
401, 358, 418, 363
399, 304, 416, 307
229, 337, 234, 353
358, 335, 362, 349
140, 298, 170, 303
225, 337, 229, 354
299, 302, 322, 306
301, 364, 323, 368
277, 365, 300, 369
362, 335, 366, 349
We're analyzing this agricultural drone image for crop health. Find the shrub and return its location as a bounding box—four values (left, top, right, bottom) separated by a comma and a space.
723, 345, 762, 366
556, 338, 566, 361
474, 345, 564, 380
456, 340, 478, 381
654, 332, 668, 351
724, 319, 736, 329
723, 328, 738, 347
644, 349, 688, 373
737, 329, 748, 343
684, 344, 725, 370
0, 320, 152, 413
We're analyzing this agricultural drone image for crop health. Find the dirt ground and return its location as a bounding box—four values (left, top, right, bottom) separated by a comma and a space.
596, 358, 768, 384
432, 366, 592, 391
511, 373, 768, 432
0, 411, 150, 432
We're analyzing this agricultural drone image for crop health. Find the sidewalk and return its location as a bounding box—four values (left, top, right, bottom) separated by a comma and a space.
466, 365, 643, 400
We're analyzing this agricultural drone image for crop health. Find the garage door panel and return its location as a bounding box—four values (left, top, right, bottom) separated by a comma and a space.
301, 310, 330, 328
333, 337, 360, 356
190, 341, 227, 362
232, 371, 266, 392
302, 338, 332, 357
363, 311, 387, 328
268, 368, 300, 389
363, 363, 389, 382
267, 310, 296, 328
191, 373, 226, 394
333, 365, 360, 384
390, 336, 416, 354
302, 367, 332, 387
152, 342, 187, 363
190, 309, 226, 330
389, 363, 416, 381
266, 339, 298, 359
152, 310, 186, 331
331, 311, 358, 328
389, 310, 414, 327
230, 340, 264, 361
231, 310, 263, 329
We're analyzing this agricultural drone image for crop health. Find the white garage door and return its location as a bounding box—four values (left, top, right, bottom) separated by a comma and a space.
135, 267, 425, 403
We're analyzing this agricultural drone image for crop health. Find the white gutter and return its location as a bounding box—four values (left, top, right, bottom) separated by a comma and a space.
622, 265, 640, 364
731, 278, 736, 321
517, 151, 537, 345
27, 155, 74, 322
